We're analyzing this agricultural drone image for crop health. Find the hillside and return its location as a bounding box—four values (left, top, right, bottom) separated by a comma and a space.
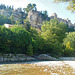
0, 4, 75, 29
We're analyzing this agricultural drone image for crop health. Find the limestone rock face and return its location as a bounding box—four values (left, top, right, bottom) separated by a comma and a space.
28, 10, 43, 29
0, 9, 27, 22
37, 54, 57, 60
50, 13, 75, 28
12, 9, 27, 22
28, 10, 49, 29
0, 9, 12, 17
28, 11, 75, 30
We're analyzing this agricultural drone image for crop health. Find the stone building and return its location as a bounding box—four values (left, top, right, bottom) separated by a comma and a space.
4, 24, 13, 28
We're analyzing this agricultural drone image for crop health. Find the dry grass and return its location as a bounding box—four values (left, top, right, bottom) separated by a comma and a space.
0, 62, 75, 75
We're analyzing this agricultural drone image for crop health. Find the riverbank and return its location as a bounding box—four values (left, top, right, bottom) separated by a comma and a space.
0, 54, 57, 62
0, 54, 75, 63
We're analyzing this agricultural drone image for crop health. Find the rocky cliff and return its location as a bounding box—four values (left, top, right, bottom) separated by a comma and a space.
28, 11, 75, 29
28, 10, 50, 29
0, 8, 27, 22
0, 8, 75, 29
50, 13, 75, 28
0, 9, 12, 17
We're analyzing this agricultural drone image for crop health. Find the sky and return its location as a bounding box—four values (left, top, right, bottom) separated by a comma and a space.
0, 0, 75, 24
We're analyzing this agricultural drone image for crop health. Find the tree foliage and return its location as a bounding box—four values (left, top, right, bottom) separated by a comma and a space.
0, 18, 75, 57
63, 32, 75, 50
0, 14, 11, 25
0, 26, 32, 54
23, 19, 31, 31
63, 32, 75, 56
41, 19, 67, 43
41, 19, 68, 56
0, 4, 14, 10
24, 3, 37, 13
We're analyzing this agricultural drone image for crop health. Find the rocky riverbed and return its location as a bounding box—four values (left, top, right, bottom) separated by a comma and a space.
1, 54, 75, 62
0, 61, 75, 75
0, 54, 58, 62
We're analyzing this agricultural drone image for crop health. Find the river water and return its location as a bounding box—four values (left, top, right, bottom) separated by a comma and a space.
0, 61, 75, 69
0, 61, 75, 75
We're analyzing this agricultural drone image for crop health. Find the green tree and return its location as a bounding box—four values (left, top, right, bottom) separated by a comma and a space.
16, 21, 20, 25
0, 26, 12, 53
11, 26, 32, 54
27, 44, 33, 56
41, 19, 67, 43
43, 10, 48, 16
23, 19, 31, 31
63, 32, 75, 50
29, 27, 47, 54
0, 14, 11, 25
41, 19, 67, 57
25, 3, 37, 13
63, 32, 75, 56
0, 4, 6, 9
0, 25, 34, 55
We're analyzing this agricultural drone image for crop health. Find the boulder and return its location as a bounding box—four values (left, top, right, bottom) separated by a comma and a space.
0, 57, 3, 61
26, 57, 36, 60
37, 54, 57, 60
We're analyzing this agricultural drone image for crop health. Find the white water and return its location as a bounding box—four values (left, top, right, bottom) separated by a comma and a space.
34, 61, 75, 69
0, 61, 75, 69
64, 61, 75, 69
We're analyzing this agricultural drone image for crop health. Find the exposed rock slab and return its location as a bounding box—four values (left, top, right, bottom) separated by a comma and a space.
28, 10, 49, 29
37, 54, 57, 60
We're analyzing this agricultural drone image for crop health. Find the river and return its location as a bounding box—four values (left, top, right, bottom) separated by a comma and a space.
0, 61, 75, 75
